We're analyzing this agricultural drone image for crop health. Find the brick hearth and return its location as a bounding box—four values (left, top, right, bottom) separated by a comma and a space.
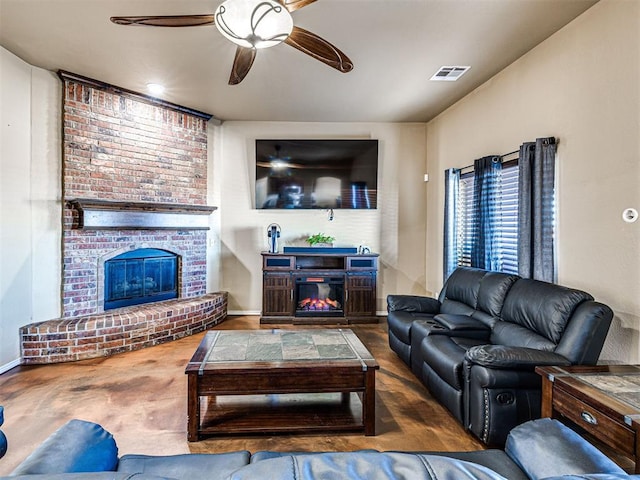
20, 292, 227, 364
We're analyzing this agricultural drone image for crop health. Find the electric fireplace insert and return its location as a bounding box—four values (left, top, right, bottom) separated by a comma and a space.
295, 275, 345, 317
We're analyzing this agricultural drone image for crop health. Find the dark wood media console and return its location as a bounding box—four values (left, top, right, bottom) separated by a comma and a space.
261, 250, 379, 325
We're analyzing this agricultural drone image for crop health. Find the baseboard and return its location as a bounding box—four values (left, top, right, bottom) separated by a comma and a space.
227, 310, 387, 318
0, 357, 21, 375
227, 310, 262, 316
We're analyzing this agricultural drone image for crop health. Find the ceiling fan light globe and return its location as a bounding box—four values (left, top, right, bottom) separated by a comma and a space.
215, 0, 293, 49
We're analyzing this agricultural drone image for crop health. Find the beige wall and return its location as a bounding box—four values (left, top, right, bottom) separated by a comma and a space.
0, 47, 61, 371
426, 0, 640, 362
2, 0, 637, 369
215, 121, 428, 314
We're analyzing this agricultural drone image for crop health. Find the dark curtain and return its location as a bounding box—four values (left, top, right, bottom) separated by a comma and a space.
443, 168, 460, 281
517, 137, 556, 282
470, 156, 502, 271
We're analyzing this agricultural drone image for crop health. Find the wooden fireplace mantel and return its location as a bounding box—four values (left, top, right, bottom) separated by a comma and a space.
67, 198, 217, 230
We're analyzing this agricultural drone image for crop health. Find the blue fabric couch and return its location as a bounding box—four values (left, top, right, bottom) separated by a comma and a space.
1, 418, 634, 479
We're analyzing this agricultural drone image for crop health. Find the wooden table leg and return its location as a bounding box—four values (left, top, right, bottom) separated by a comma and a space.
187, 373, 200, 442
539, 373, 553, 418
363, 368, 376, 436
635, 424, 640, 474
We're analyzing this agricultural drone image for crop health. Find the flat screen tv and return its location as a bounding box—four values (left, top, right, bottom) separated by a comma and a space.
256, 139, 378, 210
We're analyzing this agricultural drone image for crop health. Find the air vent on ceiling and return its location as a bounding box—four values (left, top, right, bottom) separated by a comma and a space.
430, 66, 471, 81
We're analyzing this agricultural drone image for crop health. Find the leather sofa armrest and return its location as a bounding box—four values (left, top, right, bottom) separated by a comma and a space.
465, 345, 571, 371
387, 295, 440, 314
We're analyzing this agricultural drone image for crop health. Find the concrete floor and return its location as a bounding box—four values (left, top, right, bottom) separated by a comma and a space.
0, 315, 486, 474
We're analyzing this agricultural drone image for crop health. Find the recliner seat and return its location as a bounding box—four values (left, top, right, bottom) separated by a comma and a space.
387, 267, 613, 446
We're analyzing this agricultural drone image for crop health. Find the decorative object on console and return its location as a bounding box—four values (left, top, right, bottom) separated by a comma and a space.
110, 0, 353, 85
267, 223, 281, 253
306, 233, 335, 247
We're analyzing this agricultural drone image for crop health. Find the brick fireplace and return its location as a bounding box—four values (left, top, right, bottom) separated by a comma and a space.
19, 72, 227, 364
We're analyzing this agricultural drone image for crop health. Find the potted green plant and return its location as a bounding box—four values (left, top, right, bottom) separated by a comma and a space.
306, 233, 335, 247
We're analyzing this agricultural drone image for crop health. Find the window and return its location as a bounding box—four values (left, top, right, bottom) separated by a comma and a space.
454, 160, 519, 275
444, 138, 556, 282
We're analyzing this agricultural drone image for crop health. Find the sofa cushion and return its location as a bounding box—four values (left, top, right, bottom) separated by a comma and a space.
476, 272, 519, 318
250, 450, 379, 463
441, 267, 487, 308
541, 476, 633, 480
388, 311, 435, 344
10, 420, 118, 475
421, 335, 485, 389
490, 322, 557, 351
5, 474, 175, 479
501, 280, 593, 344
117, 452, 251, 480
6, 472, 177, 480
440, 299, 476, 316
227, 452, 510, 480
388, 450, 529, 480
505, 419, 626, 479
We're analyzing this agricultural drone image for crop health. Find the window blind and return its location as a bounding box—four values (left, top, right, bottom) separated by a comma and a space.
456, 162, 519, 274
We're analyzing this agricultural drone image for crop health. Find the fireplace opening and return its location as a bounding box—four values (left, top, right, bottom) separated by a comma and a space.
104, 248, 178, 310
295, 276, 344, 317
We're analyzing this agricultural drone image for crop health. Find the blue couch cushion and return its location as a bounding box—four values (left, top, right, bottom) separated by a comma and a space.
117, 452, 250, 480
10, 420, 118, 475
5, 474, 175, 479
505, 419, 626, 479
228, 452, 509, 480
250, 449, 379, 463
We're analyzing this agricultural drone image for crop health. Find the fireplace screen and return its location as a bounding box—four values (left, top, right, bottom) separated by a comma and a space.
295, 276, 344, 317
104, 248, 178, 310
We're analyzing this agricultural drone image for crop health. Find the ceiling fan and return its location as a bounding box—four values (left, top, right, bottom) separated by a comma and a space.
110, 0, 353, 85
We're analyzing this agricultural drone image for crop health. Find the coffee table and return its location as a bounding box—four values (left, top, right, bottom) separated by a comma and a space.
184, 329, 379, 441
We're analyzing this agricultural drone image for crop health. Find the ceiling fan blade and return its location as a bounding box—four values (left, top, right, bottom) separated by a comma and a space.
110, 15, 215, 27
277, 0, 317, 13
285, 26, 353, 73
229, 47, 257, 85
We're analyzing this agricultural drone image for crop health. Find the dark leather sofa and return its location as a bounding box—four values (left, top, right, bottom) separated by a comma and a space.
2, 417, 633, 479
387, 267, 614, 446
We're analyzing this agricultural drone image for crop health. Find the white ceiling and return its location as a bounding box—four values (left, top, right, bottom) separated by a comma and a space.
0, 0, 599, 123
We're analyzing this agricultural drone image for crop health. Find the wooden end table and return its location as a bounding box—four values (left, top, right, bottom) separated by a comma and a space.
185, 329, 379, 441
536, 365, 640, 473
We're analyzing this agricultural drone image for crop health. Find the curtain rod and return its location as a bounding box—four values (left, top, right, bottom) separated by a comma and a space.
458, 149, 519, 172
458, 137, 558, 171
